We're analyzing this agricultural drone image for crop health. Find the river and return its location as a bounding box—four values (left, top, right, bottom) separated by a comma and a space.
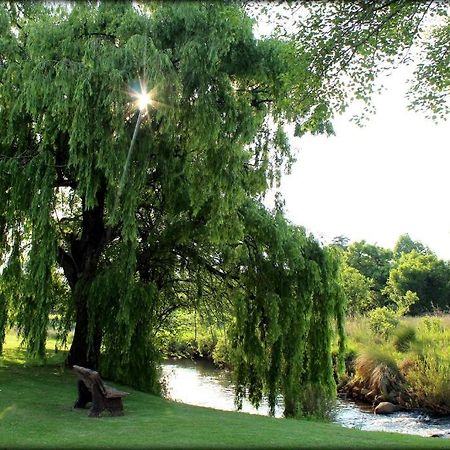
161, 358, 450, 438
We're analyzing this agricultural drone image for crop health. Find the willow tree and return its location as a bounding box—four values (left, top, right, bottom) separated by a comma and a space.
228, 202, 345, 417
0, 2, 345, 414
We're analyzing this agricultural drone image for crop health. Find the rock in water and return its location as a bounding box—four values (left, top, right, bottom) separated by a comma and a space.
374, 402, 402, 414
429, 433, 445, 438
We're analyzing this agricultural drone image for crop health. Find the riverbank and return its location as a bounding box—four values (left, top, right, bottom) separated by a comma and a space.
161, 358, 450, 438
2, 364, 450, 449
163, 312, 450, 418
340, 314, 450, 416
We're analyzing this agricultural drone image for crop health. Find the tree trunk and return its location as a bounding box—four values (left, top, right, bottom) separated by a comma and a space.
284, 398, 296, 418
67, 293, 102, 369
58, 181, 108, 369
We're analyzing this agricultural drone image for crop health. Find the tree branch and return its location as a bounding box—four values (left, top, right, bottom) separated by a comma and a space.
56, 246, 78, 289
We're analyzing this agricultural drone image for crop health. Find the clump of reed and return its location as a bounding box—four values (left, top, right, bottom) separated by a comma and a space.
353, 348, 406, 404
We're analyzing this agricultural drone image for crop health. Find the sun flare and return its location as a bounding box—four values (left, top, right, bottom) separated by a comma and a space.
129, 79, 156, 114
137, 91, 152, 111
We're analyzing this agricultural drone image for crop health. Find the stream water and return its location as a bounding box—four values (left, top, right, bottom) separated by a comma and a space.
161, 358, 450, 439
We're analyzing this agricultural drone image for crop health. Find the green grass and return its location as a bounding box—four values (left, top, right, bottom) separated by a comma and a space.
2, 366, 450, 449
0, 330, 68, 368
1, 334, 450, 448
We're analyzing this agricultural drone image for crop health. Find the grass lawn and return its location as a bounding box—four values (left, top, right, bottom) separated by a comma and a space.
1, 336, 450, 449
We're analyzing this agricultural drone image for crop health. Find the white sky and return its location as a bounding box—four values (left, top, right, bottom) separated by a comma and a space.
267, 66, 450, 259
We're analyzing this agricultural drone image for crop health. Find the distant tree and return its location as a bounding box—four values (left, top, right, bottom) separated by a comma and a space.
345, 241, 393, 306
331, 235, 350, 251
384, 251, 450, 314
340, 263, 374, 316
394, 234, 431, 258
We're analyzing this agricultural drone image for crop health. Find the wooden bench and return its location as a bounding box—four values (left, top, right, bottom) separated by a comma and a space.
72, 365, 129, 417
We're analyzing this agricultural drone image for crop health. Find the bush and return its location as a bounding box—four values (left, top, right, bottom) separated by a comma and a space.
212, 332, 231, 367
344, 314, 450, 413
393, 325, 416, 352
406, 349, 450, 414
367, 307, 399, 339
421, 316, 444, 333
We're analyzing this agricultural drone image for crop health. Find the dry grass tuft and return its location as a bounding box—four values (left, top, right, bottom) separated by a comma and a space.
354, 349, 404, 402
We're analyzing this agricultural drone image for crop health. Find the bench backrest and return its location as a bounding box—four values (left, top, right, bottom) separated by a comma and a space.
73, 365, 107, 397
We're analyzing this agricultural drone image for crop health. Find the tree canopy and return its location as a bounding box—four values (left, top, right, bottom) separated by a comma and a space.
0, 1, 346, 417
394, 233, 431, 258
345, 241, 393, 306
339, 237, 450, 316
385, 251, 450, 315
340, 263, 374, 316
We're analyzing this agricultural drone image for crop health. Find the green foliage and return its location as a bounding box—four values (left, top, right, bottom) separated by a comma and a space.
344, 241, 393, 307
340, 237, 450, 317
229, 204, 346, 418
346, 314, 450, 415
0, 1, 346, 416
0, 279, 8, 354
250, 1, 450, 122
367, 289, 417, 340
392, 290, 419, 317
407, 349, 450, 415
158, 309, 229, 364
1, 327, 68, 368
367, 307, 399, 339
385, 252, 450, 314
331, 235, 350, 251
408, 19, 450, 120
393, 325, 416, 353
212, 332, 231, 367
394, 234, 430, 258
404, 319, 450, 414
421, 316, 445, 334
340, 263, 375, 316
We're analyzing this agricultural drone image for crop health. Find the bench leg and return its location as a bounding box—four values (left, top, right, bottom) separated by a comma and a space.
74, 380, 92, 409
88, 385, 106, 417
106, 398, 124, 416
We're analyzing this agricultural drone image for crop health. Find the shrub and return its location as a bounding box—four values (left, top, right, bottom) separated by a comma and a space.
398, 357, 416, 376
196, 331, 218, 359
406, 349, 450, 415
367, 307, 399, 339
393, 325, 416, 352
212, 332, 231, 367
421, 316, 444, 333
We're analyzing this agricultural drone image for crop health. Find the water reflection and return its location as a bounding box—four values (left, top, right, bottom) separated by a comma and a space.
162, 359, 283, 417
161, 358, 450, 438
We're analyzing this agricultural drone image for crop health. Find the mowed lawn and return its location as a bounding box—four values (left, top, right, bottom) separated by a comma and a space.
1, 338, 450, 449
